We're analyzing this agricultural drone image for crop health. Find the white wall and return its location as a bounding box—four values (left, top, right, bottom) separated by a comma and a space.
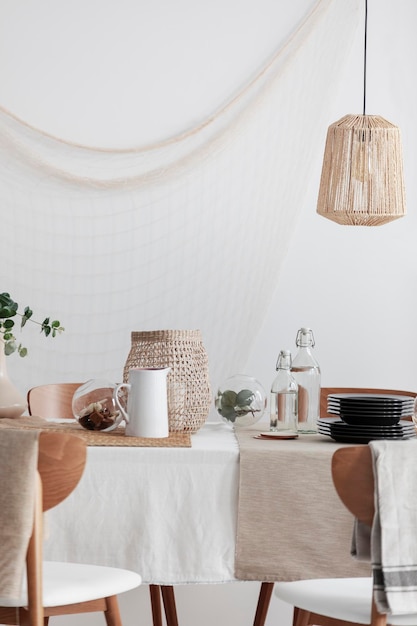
1, 1, 416, 625
0, 0, 317, 147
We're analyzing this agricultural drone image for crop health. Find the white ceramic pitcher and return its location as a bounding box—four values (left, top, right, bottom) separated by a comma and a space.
114, 367, 170, 438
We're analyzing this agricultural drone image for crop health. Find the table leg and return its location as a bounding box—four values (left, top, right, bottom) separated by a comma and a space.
161, 585, 179, 626
149, 585, 163, 626
253, 582, 274, 626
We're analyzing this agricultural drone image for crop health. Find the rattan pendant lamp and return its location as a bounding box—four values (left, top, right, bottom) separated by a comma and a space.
316, 0, 406, 226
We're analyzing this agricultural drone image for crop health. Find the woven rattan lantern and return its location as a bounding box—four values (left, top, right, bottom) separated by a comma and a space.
316, 114, 406, 226
316, 0, 406, 226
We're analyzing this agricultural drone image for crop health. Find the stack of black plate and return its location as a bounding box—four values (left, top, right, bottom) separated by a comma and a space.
318, 393, 416, 443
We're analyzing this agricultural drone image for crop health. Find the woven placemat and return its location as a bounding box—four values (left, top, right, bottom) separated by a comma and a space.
0, 417, 191, 447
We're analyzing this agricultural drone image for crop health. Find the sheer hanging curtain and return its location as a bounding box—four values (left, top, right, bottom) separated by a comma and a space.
0, 0, 360, 405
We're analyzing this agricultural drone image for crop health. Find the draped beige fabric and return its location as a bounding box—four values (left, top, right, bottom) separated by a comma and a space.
0, 429, 39, 605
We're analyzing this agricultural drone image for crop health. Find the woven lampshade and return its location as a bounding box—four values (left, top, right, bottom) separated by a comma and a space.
316, 114, 406, 226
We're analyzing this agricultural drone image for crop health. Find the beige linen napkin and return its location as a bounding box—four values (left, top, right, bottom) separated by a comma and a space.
0, 429, 39, 605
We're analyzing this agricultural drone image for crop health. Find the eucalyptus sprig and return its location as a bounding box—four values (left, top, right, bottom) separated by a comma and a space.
216, 388, 258, 423
0, 292, 64, 357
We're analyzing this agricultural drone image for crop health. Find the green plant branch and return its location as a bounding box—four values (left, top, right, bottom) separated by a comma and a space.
0, 292, 64, 356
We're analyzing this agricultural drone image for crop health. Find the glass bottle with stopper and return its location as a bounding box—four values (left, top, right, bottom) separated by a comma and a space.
291, 327, 321, 433
270, 350, 298, 435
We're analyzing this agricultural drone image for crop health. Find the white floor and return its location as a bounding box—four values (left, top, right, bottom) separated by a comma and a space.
50, 582, 293, 626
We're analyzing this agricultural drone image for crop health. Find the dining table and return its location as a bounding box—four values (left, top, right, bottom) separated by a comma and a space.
0, 417, 371, 626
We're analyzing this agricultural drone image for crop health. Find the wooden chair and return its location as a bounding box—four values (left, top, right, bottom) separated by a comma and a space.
252, 386, 417, 626
27, 383, 179, 626
0, 431, 142, 626
272, 444, 417, 626
27, 383, 82, 419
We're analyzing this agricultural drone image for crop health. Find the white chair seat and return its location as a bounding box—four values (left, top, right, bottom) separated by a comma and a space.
16, 562, 142, 607
274, 578, 417, 626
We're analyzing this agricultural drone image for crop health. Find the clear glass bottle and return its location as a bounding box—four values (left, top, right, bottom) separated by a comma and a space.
291, 328, 321, 434
270, 350, 298, 434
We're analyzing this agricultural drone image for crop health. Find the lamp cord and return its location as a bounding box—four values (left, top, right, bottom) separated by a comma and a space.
363, 0, 368, 115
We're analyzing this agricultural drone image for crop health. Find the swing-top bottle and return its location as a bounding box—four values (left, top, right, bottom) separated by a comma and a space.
290, 327, 320, 433
270, 350, 298, 434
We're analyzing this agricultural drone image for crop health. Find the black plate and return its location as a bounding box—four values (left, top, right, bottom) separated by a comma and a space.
317, 418, 415, 433
329, 422, 415, 434
327, 418, 415, 430
328, 405, 413, 413
328, 408, 410, 418
340, 416, 401, 426
326, 402, 413, 425
330, 411, 413, 421
328, 394, 414, 406
323, 432, 416, 444
327, 402, 413, 412
318, 418, 416, 443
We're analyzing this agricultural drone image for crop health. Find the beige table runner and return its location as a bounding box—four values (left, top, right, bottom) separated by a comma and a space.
234, 426, 371, 581
0, 416, 191, 447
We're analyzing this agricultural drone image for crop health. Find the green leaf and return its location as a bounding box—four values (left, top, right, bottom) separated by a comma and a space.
21, 307, 33, 328
220, 390, 237, 410
218, 405, 237, 422
236, 389, 256, 409
3, 319, 14, 329
0, 292, 11, 303
4, 340, 17, 355
0, 293, 18, 319
0, 305, 17, 318
18, 346, 28, 357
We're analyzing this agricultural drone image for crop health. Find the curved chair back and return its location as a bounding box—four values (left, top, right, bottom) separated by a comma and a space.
32, 433, 86, 626
37, 431, 87, 511
332, 445, 384, 626
27, 383, 83, 419
332, 445, 374, 527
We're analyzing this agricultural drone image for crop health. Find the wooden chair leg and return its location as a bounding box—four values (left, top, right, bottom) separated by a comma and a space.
149, 585, 163, 626
161, 585, 179, 626
293, 608, 311, 626
253, 582, 274, 626
103, 595, 123, 626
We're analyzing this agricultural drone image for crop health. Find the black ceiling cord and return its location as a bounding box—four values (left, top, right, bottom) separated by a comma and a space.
362, 0, 368, 116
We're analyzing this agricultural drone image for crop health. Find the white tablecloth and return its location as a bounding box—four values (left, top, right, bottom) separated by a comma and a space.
44, 421, 369, 586
44, 421, 240, 585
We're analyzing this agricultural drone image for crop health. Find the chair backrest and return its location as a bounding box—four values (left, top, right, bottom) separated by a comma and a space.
37, 431, 87, 511
27, 383, 83, 419
31, 432, 86, 625
0, 432, 87, 626
331, 445, 374, 527
331, 446, 386, 626
321, 387, 417, 418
